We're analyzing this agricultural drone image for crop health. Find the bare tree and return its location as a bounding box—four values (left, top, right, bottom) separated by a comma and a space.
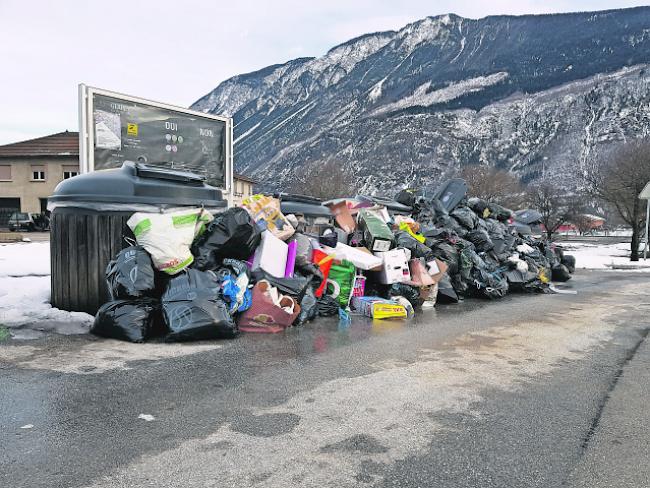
527, 182, 582, 241
459, 165, 525, 209
586, 139, 650, 261
286, 159, 359, 200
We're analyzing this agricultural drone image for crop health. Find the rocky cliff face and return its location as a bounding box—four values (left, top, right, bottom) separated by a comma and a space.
192, 7, 650, 194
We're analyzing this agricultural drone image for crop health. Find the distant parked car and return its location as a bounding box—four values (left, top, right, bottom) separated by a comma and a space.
8, 212, 50, 232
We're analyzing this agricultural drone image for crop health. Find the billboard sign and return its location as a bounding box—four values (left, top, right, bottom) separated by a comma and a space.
79, 84, 232, 190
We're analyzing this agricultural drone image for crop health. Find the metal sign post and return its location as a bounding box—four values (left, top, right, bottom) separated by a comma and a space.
638, 182, 650, 260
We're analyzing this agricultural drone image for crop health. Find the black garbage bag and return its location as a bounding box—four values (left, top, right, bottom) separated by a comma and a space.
388, 283, 423, 308
552, 264, 572, 282
466, 229, 495, 252
162, 269, 238, 341
427, 240, 459, 275
295, 261, 324, 290
91, 299, 159, 343
470, 268, 509, 299
436, 214, 464, 235
296, 287, 318, 325
395, 190, 416, 208
319, 226, 338, 248
394, 231, 435, 261
561, 254, 576, 273
191, 207, 261, 270
468, 198, 489, 217
317, 295, 340, 316
437, 275, 460, 303
106, 246, 157, 300
451, 207, 479, 230
487, 203, 514, 222
251, 269, 312, 301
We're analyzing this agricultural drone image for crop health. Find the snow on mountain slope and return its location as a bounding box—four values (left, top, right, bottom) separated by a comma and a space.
192, 7, 650, 194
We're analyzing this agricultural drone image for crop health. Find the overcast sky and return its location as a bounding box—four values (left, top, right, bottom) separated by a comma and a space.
0, 0, 647, 144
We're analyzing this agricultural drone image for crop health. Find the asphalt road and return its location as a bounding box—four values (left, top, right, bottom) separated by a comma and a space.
1, 270, 649, 488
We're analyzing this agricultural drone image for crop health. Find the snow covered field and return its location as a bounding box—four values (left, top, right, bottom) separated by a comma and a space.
0, 240, 649, 340
560, 242, 650, 271
0, 241, 93, 339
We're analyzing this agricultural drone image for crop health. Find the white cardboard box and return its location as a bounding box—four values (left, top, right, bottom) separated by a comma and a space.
252, 230, 288, 278
374, 248, 411, 284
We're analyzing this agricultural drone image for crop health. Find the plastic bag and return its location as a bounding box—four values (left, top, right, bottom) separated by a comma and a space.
192, 207, 261, 270
214, 259, 252, 314
162, 269, 238, 341
451, 207, 478, 230
394, 190, 416, 208
388, 283, 423, 309
241, 194, 295, 241
551, 264, 572, 282
317, 295, 340, 316
251, 269, 313, 301
436, 275, 459, 303
128, 208, 212, 275
470, 268, 509, 299
394, 231, 435, 261
561, 254, 576, 273
325, 260, 356, 307
106, 246, 156, 300
296, 287, 318, 325
466, 229, 494, 252
91, 299, 159, 343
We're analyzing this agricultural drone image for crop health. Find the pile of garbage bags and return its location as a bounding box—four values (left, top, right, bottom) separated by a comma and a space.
91, 179, 575, 343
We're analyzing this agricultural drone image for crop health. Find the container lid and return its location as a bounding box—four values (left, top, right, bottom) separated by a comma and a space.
49, 161, 225, 210
274, 192, 332, 218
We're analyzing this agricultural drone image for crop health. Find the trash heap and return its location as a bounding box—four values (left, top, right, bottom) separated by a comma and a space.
91, 179, 575, 343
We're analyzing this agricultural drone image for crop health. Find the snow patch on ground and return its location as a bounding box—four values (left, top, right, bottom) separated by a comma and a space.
561, 242, 650, 271
0, 242, 93, 336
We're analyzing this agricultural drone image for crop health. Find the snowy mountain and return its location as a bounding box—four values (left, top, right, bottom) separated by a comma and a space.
192, 7, 650, 194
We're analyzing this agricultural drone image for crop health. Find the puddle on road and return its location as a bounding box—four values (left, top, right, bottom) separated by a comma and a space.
82, 283, 649, 488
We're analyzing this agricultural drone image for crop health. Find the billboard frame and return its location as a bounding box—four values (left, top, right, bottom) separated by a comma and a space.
78, 84, 233, 193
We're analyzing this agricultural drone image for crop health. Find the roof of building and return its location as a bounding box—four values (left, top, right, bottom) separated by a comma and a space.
234, 172, 257, 184
0, 131, 79, 158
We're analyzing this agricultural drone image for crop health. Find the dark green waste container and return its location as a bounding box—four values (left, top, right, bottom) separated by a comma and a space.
48, 161, 226, 314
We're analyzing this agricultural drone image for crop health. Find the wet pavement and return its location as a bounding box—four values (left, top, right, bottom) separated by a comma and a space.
1, 270, 649, 487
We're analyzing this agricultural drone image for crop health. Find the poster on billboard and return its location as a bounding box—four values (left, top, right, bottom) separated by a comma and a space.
79, 84, 232, 190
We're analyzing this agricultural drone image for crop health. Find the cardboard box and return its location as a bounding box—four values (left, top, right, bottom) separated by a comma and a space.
351, 296, 408, 319
328, 201, 356, 233
374, 248, 411, 284
252, 230, 288, 278
358, 209, 393, 252
426, 258, 449, 284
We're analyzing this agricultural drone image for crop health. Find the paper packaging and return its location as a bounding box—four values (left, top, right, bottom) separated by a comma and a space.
351, 296, 408, 320
374, 248, 411, 285
323, 242, 383, 271
426, 258, 449, 284
328, 201, 356, 233
358, 209, 393, 252
252, 230, 288, 278
238, 281, 301, 332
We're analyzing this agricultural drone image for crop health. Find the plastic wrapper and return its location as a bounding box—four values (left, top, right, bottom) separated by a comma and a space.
214, 259, 252, 314
106, 245, 156, 300
192, 207, 262, 270
91, 299, 159, 343
296, 287, 318, 326
162, 269, 238, 341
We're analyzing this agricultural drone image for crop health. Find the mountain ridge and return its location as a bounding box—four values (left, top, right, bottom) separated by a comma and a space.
192, 6, 650, 193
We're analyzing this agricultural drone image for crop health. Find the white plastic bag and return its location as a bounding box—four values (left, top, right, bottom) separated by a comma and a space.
127, 208, 213, 275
